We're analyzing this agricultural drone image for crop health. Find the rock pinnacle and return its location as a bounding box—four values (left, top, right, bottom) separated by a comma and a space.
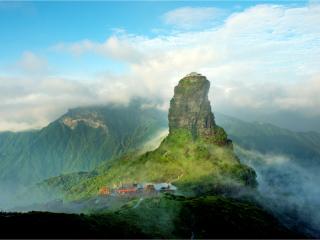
168, 73, 216, 139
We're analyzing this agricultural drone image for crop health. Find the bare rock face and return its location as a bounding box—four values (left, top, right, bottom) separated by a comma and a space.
169, 73, 216, 137
169, 73, 228, 145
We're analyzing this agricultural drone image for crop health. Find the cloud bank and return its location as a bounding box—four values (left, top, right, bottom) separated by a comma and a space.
0, 3, 320, 131
236, 147, 320, 237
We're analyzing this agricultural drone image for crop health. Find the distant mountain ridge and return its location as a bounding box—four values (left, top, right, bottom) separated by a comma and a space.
0, 99, 167, 186
216, 113, 320, 170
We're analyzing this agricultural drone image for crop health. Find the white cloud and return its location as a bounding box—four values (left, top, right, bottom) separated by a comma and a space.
54, 36, 142, 63
0, 76, 98, 131
274, 76, 320, 113
162, 7, 223, 29
2, 3, 320, 131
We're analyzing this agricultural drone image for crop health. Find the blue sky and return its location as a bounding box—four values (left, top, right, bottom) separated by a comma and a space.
0, 1, 308, 73
0, 1, 319, 131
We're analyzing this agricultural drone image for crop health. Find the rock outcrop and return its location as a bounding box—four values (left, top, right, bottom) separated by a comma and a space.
169, 72, 228, 145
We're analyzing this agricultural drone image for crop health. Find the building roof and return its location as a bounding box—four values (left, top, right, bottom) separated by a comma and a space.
185, 72, 202, 77
154, 183, 177, 191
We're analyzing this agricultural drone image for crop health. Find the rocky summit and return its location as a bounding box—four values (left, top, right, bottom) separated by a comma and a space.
169, 72, 228, 145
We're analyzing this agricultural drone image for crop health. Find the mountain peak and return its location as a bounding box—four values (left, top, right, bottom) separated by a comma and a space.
168, 73, 230, 145
168, 73, 216, 138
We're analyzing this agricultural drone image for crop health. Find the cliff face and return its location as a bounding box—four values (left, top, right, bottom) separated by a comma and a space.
169, 72, 228, 145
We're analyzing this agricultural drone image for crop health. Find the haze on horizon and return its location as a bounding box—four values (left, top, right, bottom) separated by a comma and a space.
0, 0, 319, 132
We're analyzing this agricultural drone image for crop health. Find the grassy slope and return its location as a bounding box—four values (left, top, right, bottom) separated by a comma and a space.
64, 129, 256, 201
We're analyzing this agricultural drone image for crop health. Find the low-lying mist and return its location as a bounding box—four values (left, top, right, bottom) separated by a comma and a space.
235, 146, 320, 238
0, 181, 61, 212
